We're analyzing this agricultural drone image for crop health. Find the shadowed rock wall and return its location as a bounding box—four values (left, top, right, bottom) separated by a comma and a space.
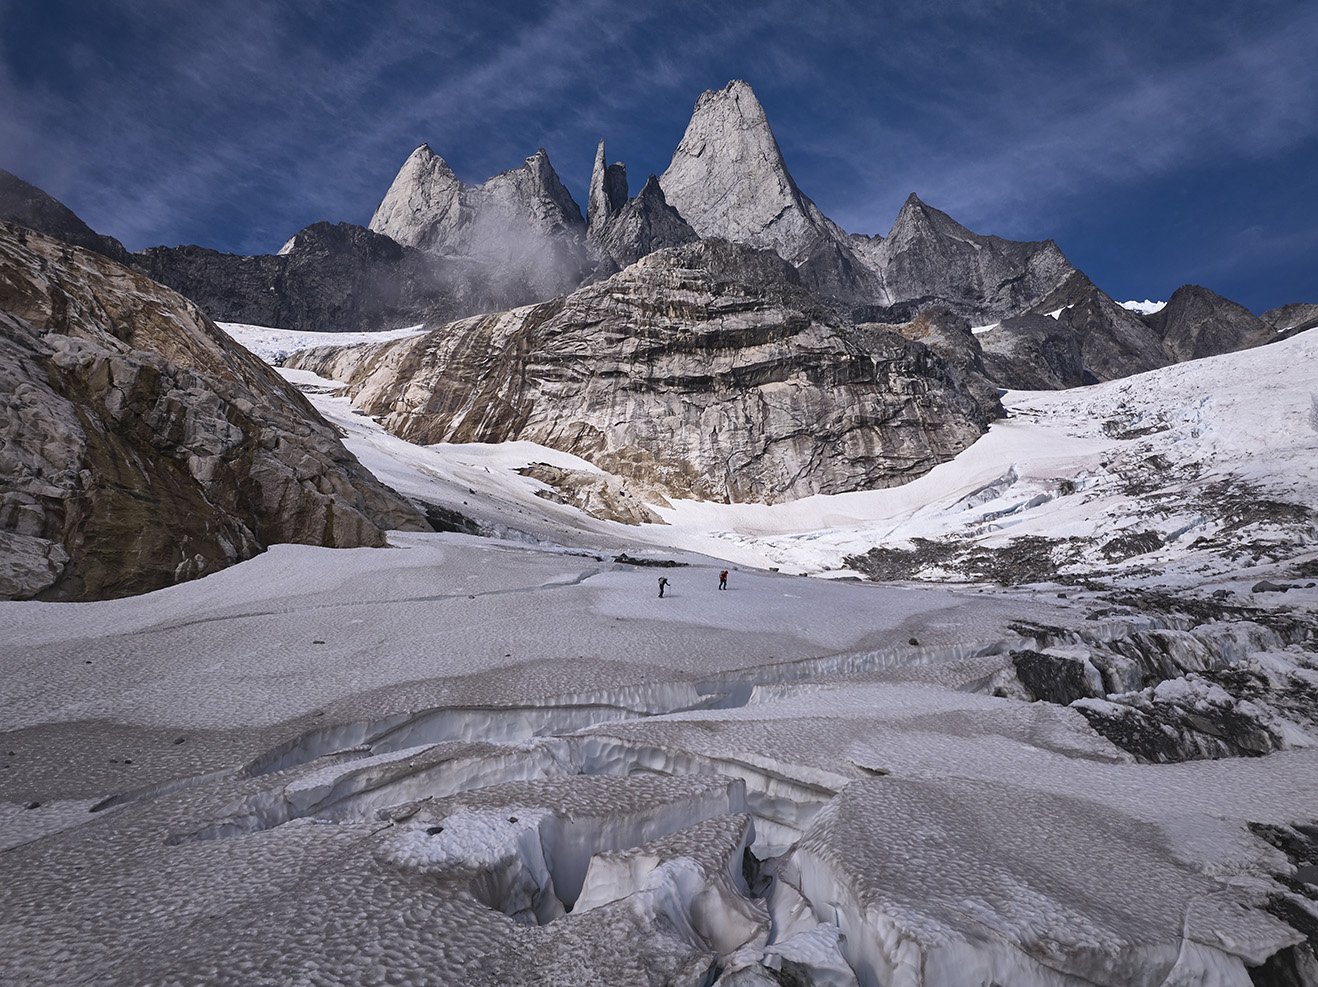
0, 222, 426, 600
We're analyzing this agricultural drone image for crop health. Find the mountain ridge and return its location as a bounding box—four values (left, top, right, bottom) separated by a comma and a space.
0, 82, 1306, 391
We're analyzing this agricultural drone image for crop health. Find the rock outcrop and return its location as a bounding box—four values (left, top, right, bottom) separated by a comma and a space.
1263, 302, 1318, 337
0, 167, 133, 266
289, 239, 992, 504
134, 221, 471, 333
654, 83, 1084, 327
587, 174, 699, 270
586, 140, 629, 232
369, 144, 591, 303
658, 81, 845, 267
0, 221, 426, 601
873, 306, 1003, 419
971, 278, 1280, 389
977, 314, 1090, 390
1144, 284, 1276, 363
657, 81, 883, 310
518, 463, 669, 526
856, 194, 1086, 325
1050, 284, 1174, 383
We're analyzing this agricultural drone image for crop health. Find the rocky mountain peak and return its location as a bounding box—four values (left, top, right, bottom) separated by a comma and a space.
865, 193, 1082, 324
588, 173, 697, 269
658, 79, 830, 265
366, 142, 589, 301
886, 193, 977, 245
289, 236, 991, 505
587, 140, 629, 230
1145, 283, 1275, 362
368, 143, 462, 253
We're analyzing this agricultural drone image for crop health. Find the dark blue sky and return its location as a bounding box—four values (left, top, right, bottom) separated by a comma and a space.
2, 0, 1314, 313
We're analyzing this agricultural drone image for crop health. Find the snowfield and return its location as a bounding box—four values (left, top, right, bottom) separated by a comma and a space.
3, 324, 1317, 986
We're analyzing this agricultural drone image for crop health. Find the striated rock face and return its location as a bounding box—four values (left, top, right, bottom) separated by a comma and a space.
1144, 284, 1276, 362
289, 240, 992, 504
0, 222, 426, 601
873, 306, 1003, 419
369, 144, 591, 302
659, 81, 843, 267
657, 81, 881, 310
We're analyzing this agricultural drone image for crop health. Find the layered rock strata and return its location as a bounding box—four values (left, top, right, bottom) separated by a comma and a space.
872, 306, 1003, 419
0, 222, 426, 600
289, 240, 992, 504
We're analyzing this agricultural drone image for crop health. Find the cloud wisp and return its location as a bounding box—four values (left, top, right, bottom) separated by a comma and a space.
1, 0, 1314, 309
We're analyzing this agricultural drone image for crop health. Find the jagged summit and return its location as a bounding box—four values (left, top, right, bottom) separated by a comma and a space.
587, 140, 628, 230
886, 192, 980, 242
867, 193, 1080, 323
368, 143, 588, 301
588, 173, 698, 269
368, 143, 462, 253
1145, 283, 1274, 362
658, 79, 838, 266
369, 144, 584, 255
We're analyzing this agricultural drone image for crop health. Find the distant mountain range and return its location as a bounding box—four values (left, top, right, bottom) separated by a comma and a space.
1, 80, 1314, 597
3, 80, 1307, 392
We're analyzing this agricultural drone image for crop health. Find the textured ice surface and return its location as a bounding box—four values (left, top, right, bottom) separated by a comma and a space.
4, 328, 1318, 984
794, 776, 1300, 986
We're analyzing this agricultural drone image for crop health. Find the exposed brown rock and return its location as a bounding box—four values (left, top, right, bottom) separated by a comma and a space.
0, 222, 426, 601
518, 463, 669, 526
289, 240, 992, 505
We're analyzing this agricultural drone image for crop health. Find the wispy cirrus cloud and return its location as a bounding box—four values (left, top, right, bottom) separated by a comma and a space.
1, 0, 1314, 309
802, 2, 1318, 238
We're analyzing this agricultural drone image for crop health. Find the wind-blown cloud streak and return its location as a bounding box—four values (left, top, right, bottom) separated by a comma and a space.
1, 0, 1314, 311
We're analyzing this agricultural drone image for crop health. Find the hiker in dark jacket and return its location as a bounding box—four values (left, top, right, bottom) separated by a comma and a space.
658, 576, 669, 598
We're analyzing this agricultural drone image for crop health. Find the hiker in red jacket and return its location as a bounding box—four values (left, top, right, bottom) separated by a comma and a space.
719, 570, 728, 590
